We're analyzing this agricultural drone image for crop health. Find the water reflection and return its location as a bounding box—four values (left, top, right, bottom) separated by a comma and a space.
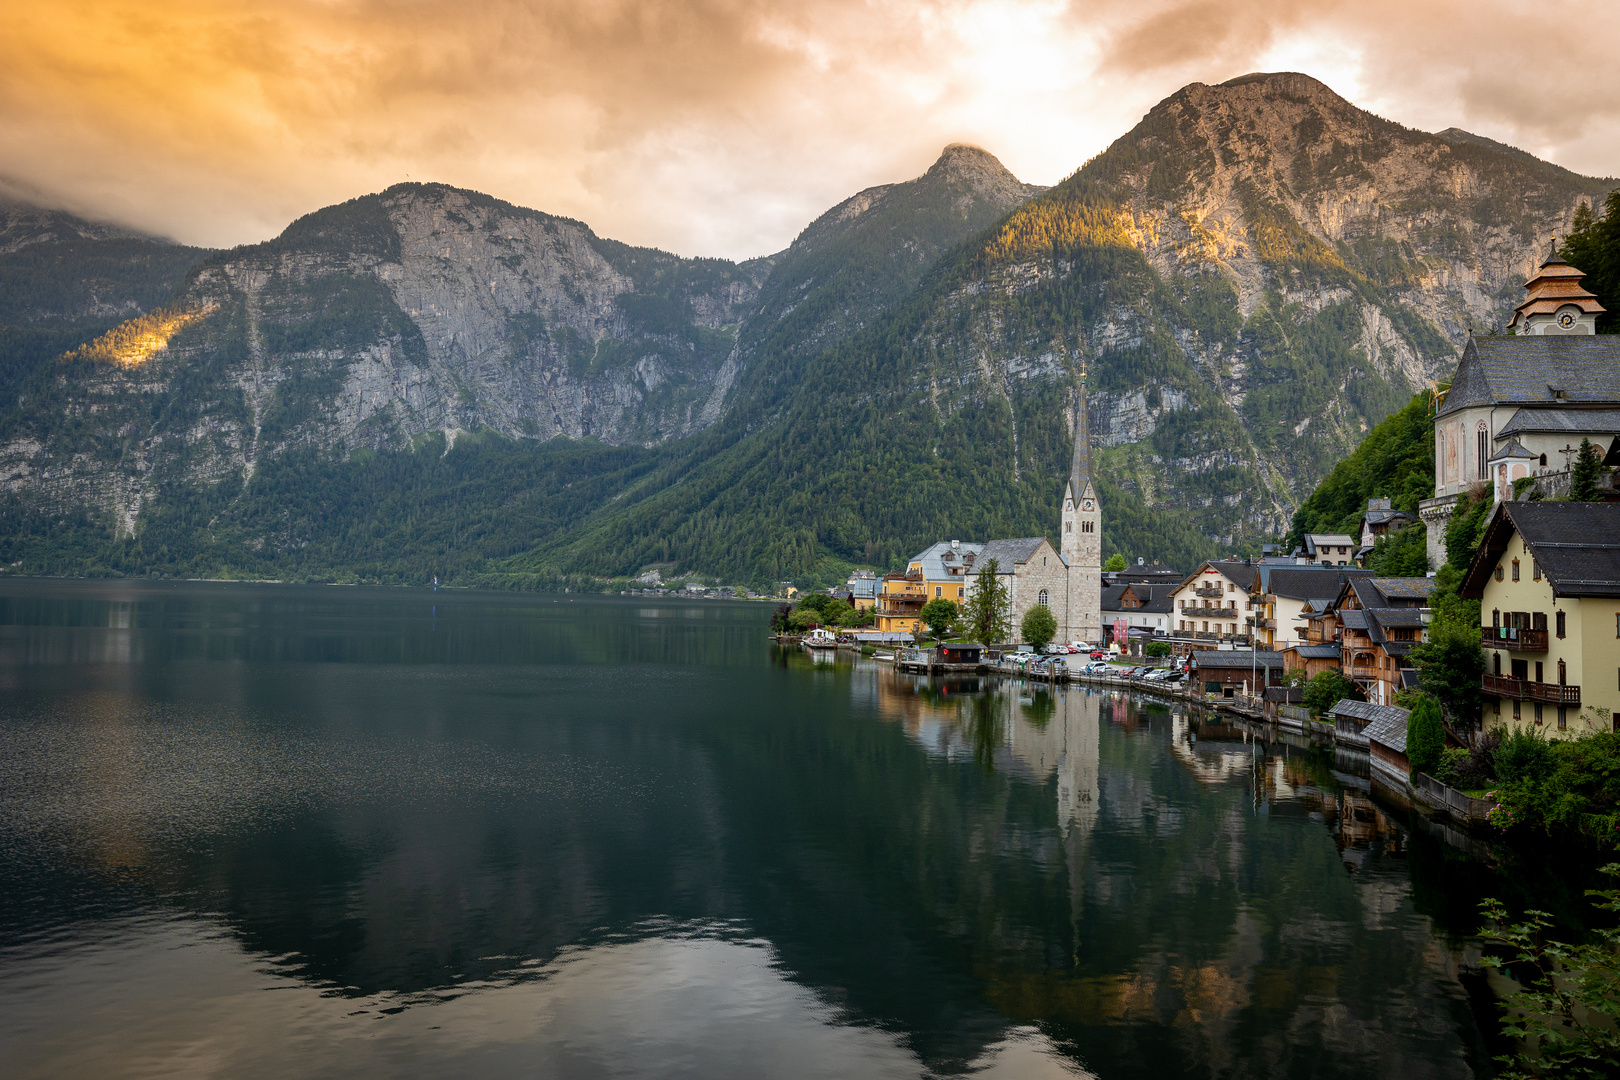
0, 586, 1493, 1079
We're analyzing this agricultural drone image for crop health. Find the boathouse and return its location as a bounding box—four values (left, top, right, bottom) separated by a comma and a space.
1362, 702, 1412, 783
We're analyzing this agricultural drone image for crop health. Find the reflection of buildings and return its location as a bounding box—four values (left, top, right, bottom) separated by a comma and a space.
871, 670, 1100, 839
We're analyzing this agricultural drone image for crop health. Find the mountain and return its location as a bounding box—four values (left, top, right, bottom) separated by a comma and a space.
0, 197, 210, 408
0, 148, 1042, 582
0, 75, 1614, 586
499, 73, 1614, 584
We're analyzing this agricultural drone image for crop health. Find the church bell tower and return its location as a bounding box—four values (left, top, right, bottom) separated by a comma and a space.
1060, 369, 1102, 644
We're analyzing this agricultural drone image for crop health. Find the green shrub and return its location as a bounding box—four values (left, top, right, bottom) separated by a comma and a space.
1145, 641, 1171, 658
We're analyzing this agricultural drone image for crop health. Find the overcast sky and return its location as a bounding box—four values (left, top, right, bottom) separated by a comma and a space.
5, 0, 1617, 260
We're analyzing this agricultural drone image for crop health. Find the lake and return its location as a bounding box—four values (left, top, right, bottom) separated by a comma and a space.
0, 580, 1505, 1078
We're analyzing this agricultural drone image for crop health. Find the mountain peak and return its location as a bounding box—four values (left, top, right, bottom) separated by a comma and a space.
1217, 71, 1340, 99
922, 143, 1042, 206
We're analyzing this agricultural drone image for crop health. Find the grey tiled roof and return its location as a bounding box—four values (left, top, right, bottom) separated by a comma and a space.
1497, 407, 1620, 437
1361, 703, 1412, 754
1463, 502, 1620, 599
1102, 583, 1174, 614
908, 541, 985, 581
1338, 609, 1369, 630
971, 538, 1055, 572
1191, 650, 1285, 670
1290, 643, 1342, 659
1259, 566, 1370, 599
1206, 561, 1258, 589
1439, 335, 1620, 417
1366, 577, 1436, 602
1328, 699, 1406, 725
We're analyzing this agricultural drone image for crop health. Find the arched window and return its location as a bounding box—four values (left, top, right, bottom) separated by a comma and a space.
1477, 424, 1489, 480
1539, 453, 1548, 467
1037, 589, 1049, 607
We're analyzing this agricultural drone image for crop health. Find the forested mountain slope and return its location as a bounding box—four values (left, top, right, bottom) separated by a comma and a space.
0, 198, 210, 410
0, 149, 1044, 581
505, 72, 1614, 584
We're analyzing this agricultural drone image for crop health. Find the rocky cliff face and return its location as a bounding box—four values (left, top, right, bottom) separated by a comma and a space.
0, 148, 1043, 546
884, 72, 1613, 545
0, 184, 773, 525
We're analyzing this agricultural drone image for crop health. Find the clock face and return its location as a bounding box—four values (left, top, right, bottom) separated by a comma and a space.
1082, 499, 1094, 511
1558, 311, 1576, 328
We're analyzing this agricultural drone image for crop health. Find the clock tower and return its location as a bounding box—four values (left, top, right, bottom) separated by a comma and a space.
1060, 370, 1103, 644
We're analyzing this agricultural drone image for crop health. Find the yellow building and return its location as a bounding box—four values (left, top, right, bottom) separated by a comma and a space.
1462, 501, 1620, 737
874, 541, 985, 634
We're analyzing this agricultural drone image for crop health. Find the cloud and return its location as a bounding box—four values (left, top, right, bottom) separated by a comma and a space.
1, 0, 1616, 259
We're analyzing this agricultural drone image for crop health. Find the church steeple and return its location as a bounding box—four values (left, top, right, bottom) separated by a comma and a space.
1060, 364, 1102, 644
1068, 365, 1093, 502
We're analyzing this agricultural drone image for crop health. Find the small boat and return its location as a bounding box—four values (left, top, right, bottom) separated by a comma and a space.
872, 652, 894, 662
802, 628, 838, 650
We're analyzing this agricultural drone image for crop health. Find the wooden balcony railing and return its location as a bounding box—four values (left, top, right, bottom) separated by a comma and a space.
1482, 674, 1580, 705
1481, 627, 1549, 651
1193, 586, 1225, 598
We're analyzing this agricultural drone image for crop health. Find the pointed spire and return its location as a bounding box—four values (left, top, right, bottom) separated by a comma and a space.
1070, 364, 1092, 499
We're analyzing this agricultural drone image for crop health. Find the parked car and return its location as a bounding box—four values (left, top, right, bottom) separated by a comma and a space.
1089, 649, 1108, 660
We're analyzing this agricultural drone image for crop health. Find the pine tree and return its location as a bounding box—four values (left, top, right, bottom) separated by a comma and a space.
1570, 436, 1604, 501
1406, 696, 1446, 779
963, 558, 1011, 645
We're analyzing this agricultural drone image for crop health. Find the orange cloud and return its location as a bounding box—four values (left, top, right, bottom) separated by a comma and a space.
2, 1, 1616, 260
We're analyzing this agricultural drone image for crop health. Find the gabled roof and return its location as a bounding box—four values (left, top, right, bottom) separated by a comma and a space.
1461, 501, 1620, 599
971, 537, 1055, 572
908, 541, 985, 580
1338, 609, 1369, 630
1258, 565, 1370, 600
1487, 438, 1539, 464
1496, 407, 1620, 438
1103, 583, 1174, 614
1177, 560, 1257, 593
1438, 335, 1620, 417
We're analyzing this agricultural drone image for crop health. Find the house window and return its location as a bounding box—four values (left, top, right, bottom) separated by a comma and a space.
1558, 659, 1566, 685
1513, 700, 1521, 719
935, 586, 942, 598
1037, 589, 1049, 607
1557, 611, 1565, 638
957, 587, 964, 599
1202, 621, 1209, 632
1495, 567, 1504, 582
1535, 703, 1544, 725
1477, 425, 1489, 480
1558, 707, 1567, 730
1536, 661, 1544, 683
1512, 559, 1520, 581
1539, 453, 1548, 467
1532, 560, 1541, 581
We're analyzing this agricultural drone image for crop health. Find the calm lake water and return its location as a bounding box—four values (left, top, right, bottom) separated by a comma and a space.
0, 581, 1508, 1078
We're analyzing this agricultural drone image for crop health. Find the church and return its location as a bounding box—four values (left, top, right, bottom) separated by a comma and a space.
1419, 243, 1620, 568
960, 375, 1104, 645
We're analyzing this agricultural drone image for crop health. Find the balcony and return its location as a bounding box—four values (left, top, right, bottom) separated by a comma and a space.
1482, 674, 1580, 705
1185, 606, 1238, 620
1481, 627, 1548, 652
1194, 586, 1225, 598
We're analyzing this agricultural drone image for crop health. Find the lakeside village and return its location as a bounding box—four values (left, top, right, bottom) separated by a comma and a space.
773, 245, 1620, 845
